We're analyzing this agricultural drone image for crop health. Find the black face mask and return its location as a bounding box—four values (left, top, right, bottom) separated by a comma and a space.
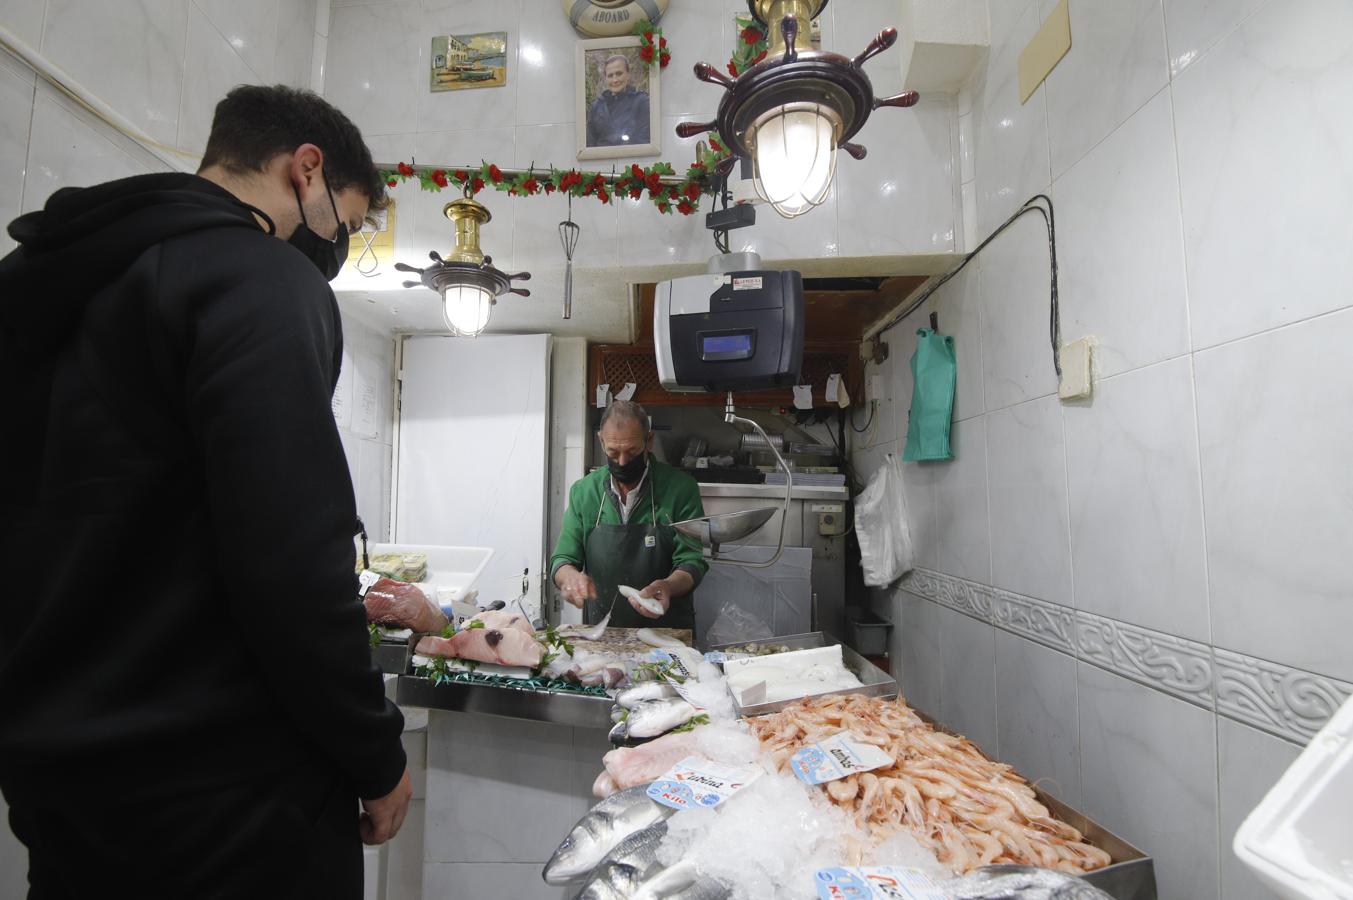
608, 453, 647, 486
289, 174, 348, 281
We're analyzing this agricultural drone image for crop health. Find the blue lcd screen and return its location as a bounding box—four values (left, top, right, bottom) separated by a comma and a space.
702, 334, 753, 354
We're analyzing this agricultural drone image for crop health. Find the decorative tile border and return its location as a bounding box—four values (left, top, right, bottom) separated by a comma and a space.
1214, 648, 1353, 744
905, 568, 994, 621
1074, 610, 1214, 710
901, 568, 1346, 741
991, 590, 1076, 656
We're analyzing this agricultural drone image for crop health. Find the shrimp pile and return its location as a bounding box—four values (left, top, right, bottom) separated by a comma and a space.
747, 693, 1113, 876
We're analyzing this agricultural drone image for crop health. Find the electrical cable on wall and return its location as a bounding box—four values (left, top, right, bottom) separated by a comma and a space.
875, 194, 1061, 376
849, 400, 874, 433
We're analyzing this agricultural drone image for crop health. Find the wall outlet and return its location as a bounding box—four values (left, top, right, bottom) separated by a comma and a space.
867, 374, 885, 402
1058, 337, 1094, 400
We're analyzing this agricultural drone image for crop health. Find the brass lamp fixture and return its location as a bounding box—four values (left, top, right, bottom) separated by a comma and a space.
395, 195, 530, 337
677, 0, 919, 219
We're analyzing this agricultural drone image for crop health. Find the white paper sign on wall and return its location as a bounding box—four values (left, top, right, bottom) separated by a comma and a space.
332, 345, 354, 428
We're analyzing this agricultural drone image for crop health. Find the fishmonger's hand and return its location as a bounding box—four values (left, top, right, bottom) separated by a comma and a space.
633, 580, 673, 619
555, 564, 596, 608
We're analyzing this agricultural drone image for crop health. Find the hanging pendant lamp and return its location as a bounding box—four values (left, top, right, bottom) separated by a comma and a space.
395, 194, 530, 337
677, 0, 919, 219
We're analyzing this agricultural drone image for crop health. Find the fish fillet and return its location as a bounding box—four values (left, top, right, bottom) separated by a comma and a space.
600, 730, 701, 796
414, 611, 543, 668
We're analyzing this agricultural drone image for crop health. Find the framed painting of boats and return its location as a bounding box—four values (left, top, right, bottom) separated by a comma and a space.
430, 32, 508, 91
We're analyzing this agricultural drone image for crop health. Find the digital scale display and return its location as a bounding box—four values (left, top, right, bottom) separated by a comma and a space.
698, 331, 755, 361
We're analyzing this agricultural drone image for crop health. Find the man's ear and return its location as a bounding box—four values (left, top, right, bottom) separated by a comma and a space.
289, 143, 324, 192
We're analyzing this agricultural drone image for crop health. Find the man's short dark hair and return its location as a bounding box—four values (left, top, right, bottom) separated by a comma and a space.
200, 84, 388, 211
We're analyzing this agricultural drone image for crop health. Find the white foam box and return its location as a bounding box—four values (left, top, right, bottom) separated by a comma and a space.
1234, 694, 1353, 899
367, 542, 493, 604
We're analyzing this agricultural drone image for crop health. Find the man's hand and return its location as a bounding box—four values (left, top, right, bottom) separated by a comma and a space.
634, 579, 674, 619
360, 767, 412, 846
555, 564, 597, 609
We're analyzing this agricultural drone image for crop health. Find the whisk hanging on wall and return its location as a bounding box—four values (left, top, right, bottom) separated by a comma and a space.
558, 194, 580, 320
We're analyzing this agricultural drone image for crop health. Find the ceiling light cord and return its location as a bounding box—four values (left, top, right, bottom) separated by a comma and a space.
877, 194, 1061, 378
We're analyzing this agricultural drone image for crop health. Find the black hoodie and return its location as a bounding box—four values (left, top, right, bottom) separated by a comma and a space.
0, 173, 405, 804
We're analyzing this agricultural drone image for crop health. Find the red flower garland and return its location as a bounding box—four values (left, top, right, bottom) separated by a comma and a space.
633, 21, 670, 69
379, 137, 732, 217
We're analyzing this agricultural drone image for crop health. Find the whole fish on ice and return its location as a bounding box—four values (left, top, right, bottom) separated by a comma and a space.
636, 628, 686, 649
542, 785, 674, 885
577, 825, 729, 900
558, 611, 611, 643
609, 697, 697, 743
616, 682, 679, 709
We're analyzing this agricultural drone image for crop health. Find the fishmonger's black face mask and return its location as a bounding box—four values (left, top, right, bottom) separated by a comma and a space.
608, 453, 647, 486
289, 173, 348, 281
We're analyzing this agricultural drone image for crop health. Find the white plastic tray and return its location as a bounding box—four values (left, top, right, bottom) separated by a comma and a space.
367, 542, 493, 604
1234, 694, 1353, 900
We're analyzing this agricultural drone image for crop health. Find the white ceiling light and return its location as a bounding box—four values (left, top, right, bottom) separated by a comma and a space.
677, 0, 919, 220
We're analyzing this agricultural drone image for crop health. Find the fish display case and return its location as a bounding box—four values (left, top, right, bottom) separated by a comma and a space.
1035, 793, 1157, 900
708, 631, 899, 717
702, 633, 1157, 900
394, 671, 615, 730
391, 627, 695, 730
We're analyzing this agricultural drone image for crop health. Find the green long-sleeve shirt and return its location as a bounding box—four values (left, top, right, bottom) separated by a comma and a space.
549, 457, 709, 587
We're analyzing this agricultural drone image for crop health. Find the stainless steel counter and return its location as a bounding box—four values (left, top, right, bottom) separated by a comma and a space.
696, 482, 849, 501
395, 674, 615, 729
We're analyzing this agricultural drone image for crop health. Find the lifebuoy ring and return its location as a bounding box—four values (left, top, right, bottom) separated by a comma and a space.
564, 0, 669, 38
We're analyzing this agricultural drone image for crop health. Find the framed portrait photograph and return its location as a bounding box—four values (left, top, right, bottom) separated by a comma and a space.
575, 36, 661, 161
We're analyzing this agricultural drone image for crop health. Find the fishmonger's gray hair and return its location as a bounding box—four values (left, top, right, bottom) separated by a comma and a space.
599, 399, 650, 438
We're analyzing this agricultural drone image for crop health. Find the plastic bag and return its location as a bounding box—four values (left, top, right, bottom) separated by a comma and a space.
949, 866, 1115, 899
705, 599, 776, 647
363, 577, 448, 633
855, 456, 915, 587
903, 328, 956, 462
695, 546, 812, 646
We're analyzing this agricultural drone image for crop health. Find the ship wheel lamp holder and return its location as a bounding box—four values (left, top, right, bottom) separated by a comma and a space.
677, 0, 920, 219
394, 194, 530, 337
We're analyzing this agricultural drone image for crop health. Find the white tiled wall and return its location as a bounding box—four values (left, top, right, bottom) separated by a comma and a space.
0, 0, 321, 255
321, 0, 957, 288
853, 2, 1353, 898
333, 309, 399, 540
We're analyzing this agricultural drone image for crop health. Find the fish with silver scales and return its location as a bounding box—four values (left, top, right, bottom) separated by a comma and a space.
575, 822, 731, 900
608, 697, 698, 744
542, 785, 676, 886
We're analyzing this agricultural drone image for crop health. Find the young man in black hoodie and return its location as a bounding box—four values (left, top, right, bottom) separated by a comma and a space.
0, 85, 410, 898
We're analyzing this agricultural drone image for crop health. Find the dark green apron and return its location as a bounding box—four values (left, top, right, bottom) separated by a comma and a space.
583, 484, 696, 632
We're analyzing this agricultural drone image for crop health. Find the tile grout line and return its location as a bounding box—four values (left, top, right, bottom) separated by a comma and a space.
18, 70, 38, 213
979, 299, 1353, 421
175, 2, 194, 154
1211, 643, 1226, 900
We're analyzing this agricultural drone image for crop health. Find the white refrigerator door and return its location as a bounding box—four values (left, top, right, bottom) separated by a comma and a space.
393, 334, 552, 620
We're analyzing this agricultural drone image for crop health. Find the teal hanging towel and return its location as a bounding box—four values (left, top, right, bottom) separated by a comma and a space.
902, 328, 956, 461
